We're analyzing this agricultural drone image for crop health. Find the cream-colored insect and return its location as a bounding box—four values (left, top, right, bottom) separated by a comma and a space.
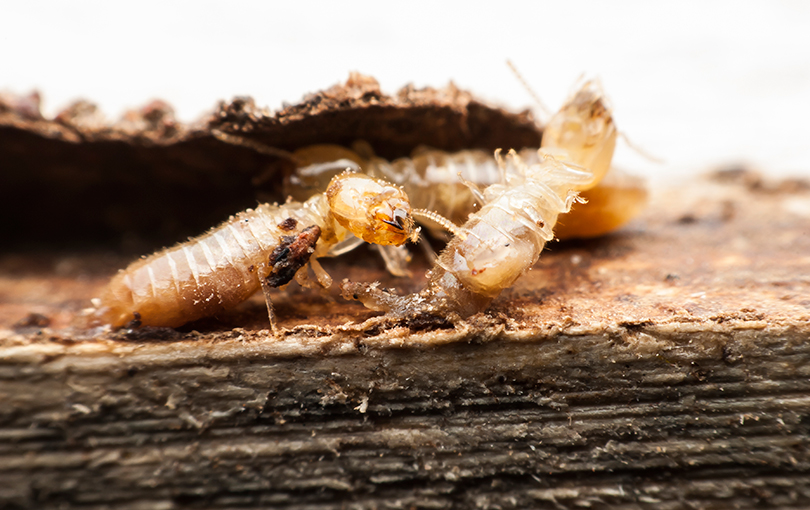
286, 144, 502, 239
341, 80, 634, 317
281, 88, 644, 275
90, 172, 419, 331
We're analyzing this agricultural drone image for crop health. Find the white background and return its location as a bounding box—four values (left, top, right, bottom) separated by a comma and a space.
3, 1, 809, 183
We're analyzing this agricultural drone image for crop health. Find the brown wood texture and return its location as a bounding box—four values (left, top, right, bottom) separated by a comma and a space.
0, 75, 539, 249
1, 78, 810, 509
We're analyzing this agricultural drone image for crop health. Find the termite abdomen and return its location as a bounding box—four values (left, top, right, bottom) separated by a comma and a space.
93, 172, 420, 330
95, 206, 311, 329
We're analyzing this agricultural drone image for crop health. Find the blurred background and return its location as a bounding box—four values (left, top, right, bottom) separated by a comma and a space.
3, 0, 809, 184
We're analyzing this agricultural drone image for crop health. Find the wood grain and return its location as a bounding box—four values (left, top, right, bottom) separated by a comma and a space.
2, 173, 809, 509
1, 77, 809, 509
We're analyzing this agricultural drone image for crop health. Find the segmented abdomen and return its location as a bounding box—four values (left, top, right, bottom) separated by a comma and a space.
97, 199, 330, 328
342, 155, 595, 319
426, 156, 594, 314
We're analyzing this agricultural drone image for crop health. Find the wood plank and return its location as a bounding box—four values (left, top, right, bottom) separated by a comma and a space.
2, 76, 809, 509
2, 173, 809, 509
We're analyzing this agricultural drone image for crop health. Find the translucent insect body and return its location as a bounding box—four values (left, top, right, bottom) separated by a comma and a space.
286, 81, 641, 247
94, 79, 643, 330
92, 173, 419, 330
342, 80, 632, 318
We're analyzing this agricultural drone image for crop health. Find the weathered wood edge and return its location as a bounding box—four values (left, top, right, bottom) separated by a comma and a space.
2, 80, 810, 508
1, 74, 540, 248
2, 311, 810, 508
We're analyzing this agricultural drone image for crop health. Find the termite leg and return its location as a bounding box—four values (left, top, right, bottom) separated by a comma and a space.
309, 258, 333, 288
294, 266, 315, 289
373, 245, 412, 278
257, 263, 279, 335
456, 171, 486, 205
418, 237, 438, 265
325, 236, 365, 257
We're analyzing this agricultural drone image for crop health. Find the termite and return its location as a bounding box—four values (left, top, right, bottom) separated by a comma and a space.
279, 83, 644, 262
289, 142, 646, 243
90, 172, 420, 331
286, 143, 502, 238
341, 79, 637, 318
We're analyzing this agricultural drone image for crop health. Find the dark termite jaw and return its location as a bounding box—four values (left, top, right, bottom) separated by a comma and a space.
381, 218, 403, 230
393, 209, 408, 229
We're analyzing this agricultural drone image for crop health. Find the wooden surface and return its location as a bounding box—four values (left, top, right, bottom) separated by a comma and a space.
2, 77, 810, 509
0, 76, 539, 248
1, 172, 809, 509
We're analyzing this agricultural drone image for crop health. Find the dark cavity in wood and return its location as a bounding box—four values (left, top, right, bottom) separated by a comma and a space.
0, 75, 539, 249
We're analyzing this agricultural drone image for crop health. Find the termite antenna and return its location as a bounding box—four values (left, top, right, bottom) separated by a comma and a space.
456, 172, 485, 205
495, 148, 530, 181
211, 129, 302, 165
506, 59, 552, 121
494, 148, 508, 182
619, 131, 666, 164
412, 209, 465, 240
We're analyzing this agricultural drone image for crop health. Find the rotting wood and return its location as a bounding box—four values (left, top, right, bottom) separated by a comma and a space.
0, 74, 539, 249
2, 173, 809, 509
1, 77, 810, 509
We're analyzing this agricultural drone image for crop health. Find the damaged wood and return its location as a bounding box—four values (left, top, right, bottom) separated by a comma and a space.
1, 76, 810, 509
0, 75, 539, 249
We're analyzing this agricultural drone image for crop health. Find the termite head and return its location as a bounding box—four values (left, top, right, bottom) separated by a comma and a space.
326, 172, 419, 246
541, 79, 617, 189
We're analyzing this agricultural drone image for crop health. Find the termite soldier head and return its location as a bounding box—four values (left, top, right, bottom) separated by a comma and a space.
326, 172, 420, 246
